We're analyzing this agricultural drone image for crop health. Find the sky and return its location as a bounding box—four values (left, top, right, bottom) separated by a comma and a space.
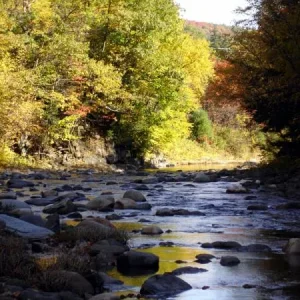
175, 0, 249, 25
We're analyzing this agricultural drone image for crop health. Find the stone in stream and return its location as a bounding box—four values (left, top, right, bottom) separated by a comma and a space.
140, 274, 192, 297
0, 192, 17, 199
195, 254, 216, 264
25, 197, 57, 206
0, 199, 32, 216
193, 172, 211, 183
20, 215, 46, 228
7, 179, 35, 189
41, 190, 58, 198
43, 199, 77, 215
0, 214, 54, 239
86, 195, 115, 211
134, 202, 152, 210
238, 244, 271, 253
114, 198, 137, 209
117, 250, 159, 275
141, 226, 163, 235
284, 238, 300, 255
226, 183, 248, 194
202, 241, 242, 250
171, 266, 208, 275
220, 256, 241, 267
89, 239, 129, 256
123, 190, 146, 202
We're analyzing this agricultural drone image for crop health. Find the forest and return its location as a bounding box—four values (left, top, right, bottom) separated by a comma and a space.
0, 0, 299, 168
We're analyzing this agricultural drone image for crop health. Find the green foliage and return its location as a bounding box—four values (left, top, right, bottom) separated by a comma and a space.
190, 109, 213, 142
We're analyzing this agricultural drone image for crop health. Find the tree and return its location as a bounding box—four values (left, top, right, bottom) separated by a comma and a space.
229, 0, 300, 156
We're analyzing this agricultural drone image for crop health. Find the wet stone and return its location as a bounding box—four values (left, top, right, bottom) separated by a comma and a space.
171, 267, 208, 275
220, 256, 241, 267
195, 254, 216, 264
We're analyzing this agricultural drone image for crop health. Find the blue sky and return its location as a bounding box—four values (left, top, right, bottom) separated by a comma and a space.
175, 0, 249, 25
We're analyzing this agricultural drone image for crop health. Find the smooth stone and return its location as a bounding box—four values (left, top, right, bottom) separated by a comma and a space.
193, 172, 211, 183
155, 208, 174, 216
134, 203, 152, 210
0, 192, 17, 199
0, 214, 54, 239
141, 177, 159, 184
211, 241, 242, 249
141, 226, 163, 235
140, 274, 192, 296
195, 254, 216, 264
117, 251, 159, 275
25, 197, 57, 206
41, 190, 58, 198
0, 199, 32, 215
220, 256, 241, 266
67, 212, 83, 219
20, 215, 46, 228
171, 267, 207, 275
114, 198, 137, 209
86, 196, 115, 211
123, 190, 146, 202
7, 179, 34, 188
226, 183, 248, 194
43, 199, 77, 215
238, 244, 271, 253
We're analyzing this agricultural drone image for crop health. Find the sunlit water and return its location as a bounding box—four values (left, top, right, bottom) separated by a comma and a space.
15, 167, 300, 299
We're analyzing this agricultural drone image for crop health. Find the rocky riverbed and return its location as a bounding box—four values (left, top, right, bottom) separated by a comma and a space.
0, 164, 300, 300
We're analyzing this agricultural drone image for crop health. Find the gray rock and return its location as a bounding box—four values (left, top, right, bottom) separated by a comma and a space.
141, 226, 163, 235
86, 196, 115, 211
43, 199, 77, 215
25, 198, 57, 206
211, 241, 242, 249
20, 215, 46, 227
142, 177, 159, 184
195, 254, 216, 264
7, 179, 34, 189
97, 272, 123, 286
0, 199, 32, 215
140, 274, 192, 296
0, 192, 17, 199
0, 219, 6, 230
123, 190, 146, 202
0, 214, 54, 239
155, 208, 174, 216
220, 256, 241, 266
114, 198, 137, 209
238, 244, 271, 253
45, 214, 60, 233
117, 251, 159, 275
171, 267, 207, 275
226, 183, 248, 194
193, 172, 211, 183
41, 190, 58, 198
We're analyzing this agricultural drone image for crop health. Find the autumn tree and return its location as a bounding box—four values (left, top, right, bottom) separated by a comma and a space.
229, 0, 300, 156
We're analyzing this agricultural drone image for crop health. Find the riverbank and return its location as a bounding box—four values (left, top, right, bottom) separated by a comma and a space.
0, 163, 300, 299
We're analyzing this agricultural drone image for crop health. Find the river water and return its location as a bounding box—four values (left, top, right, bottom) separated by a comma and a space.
29, 165, 300, 299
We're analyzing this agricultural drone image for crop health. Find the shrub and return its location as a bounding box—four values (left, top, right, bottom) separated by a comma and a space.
190, 109, 213, 142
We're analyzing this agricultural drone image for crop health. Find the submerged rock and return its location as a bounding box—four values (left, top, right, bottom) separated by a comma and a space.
171, 266, 207, 275
220, 256, 241, 267
141, 226, 163, 235
140, 274, 192, 296
195, 254, 216, 264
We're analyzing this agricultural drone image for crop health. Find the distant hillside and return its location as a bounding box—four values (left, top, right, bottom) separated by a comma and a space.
184, 20, 233, 49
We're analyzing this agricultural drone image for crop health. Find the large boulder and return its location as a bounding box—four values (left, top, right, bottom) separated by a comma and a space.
0, 214, 54, 239
0, 199, 32, 216
114, 198, 137, 209
43, 200, 77, 215
117, 251, 159, 275
123, 190, 146, 202
86, 196, 115, 211
140, 274, 192, 297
